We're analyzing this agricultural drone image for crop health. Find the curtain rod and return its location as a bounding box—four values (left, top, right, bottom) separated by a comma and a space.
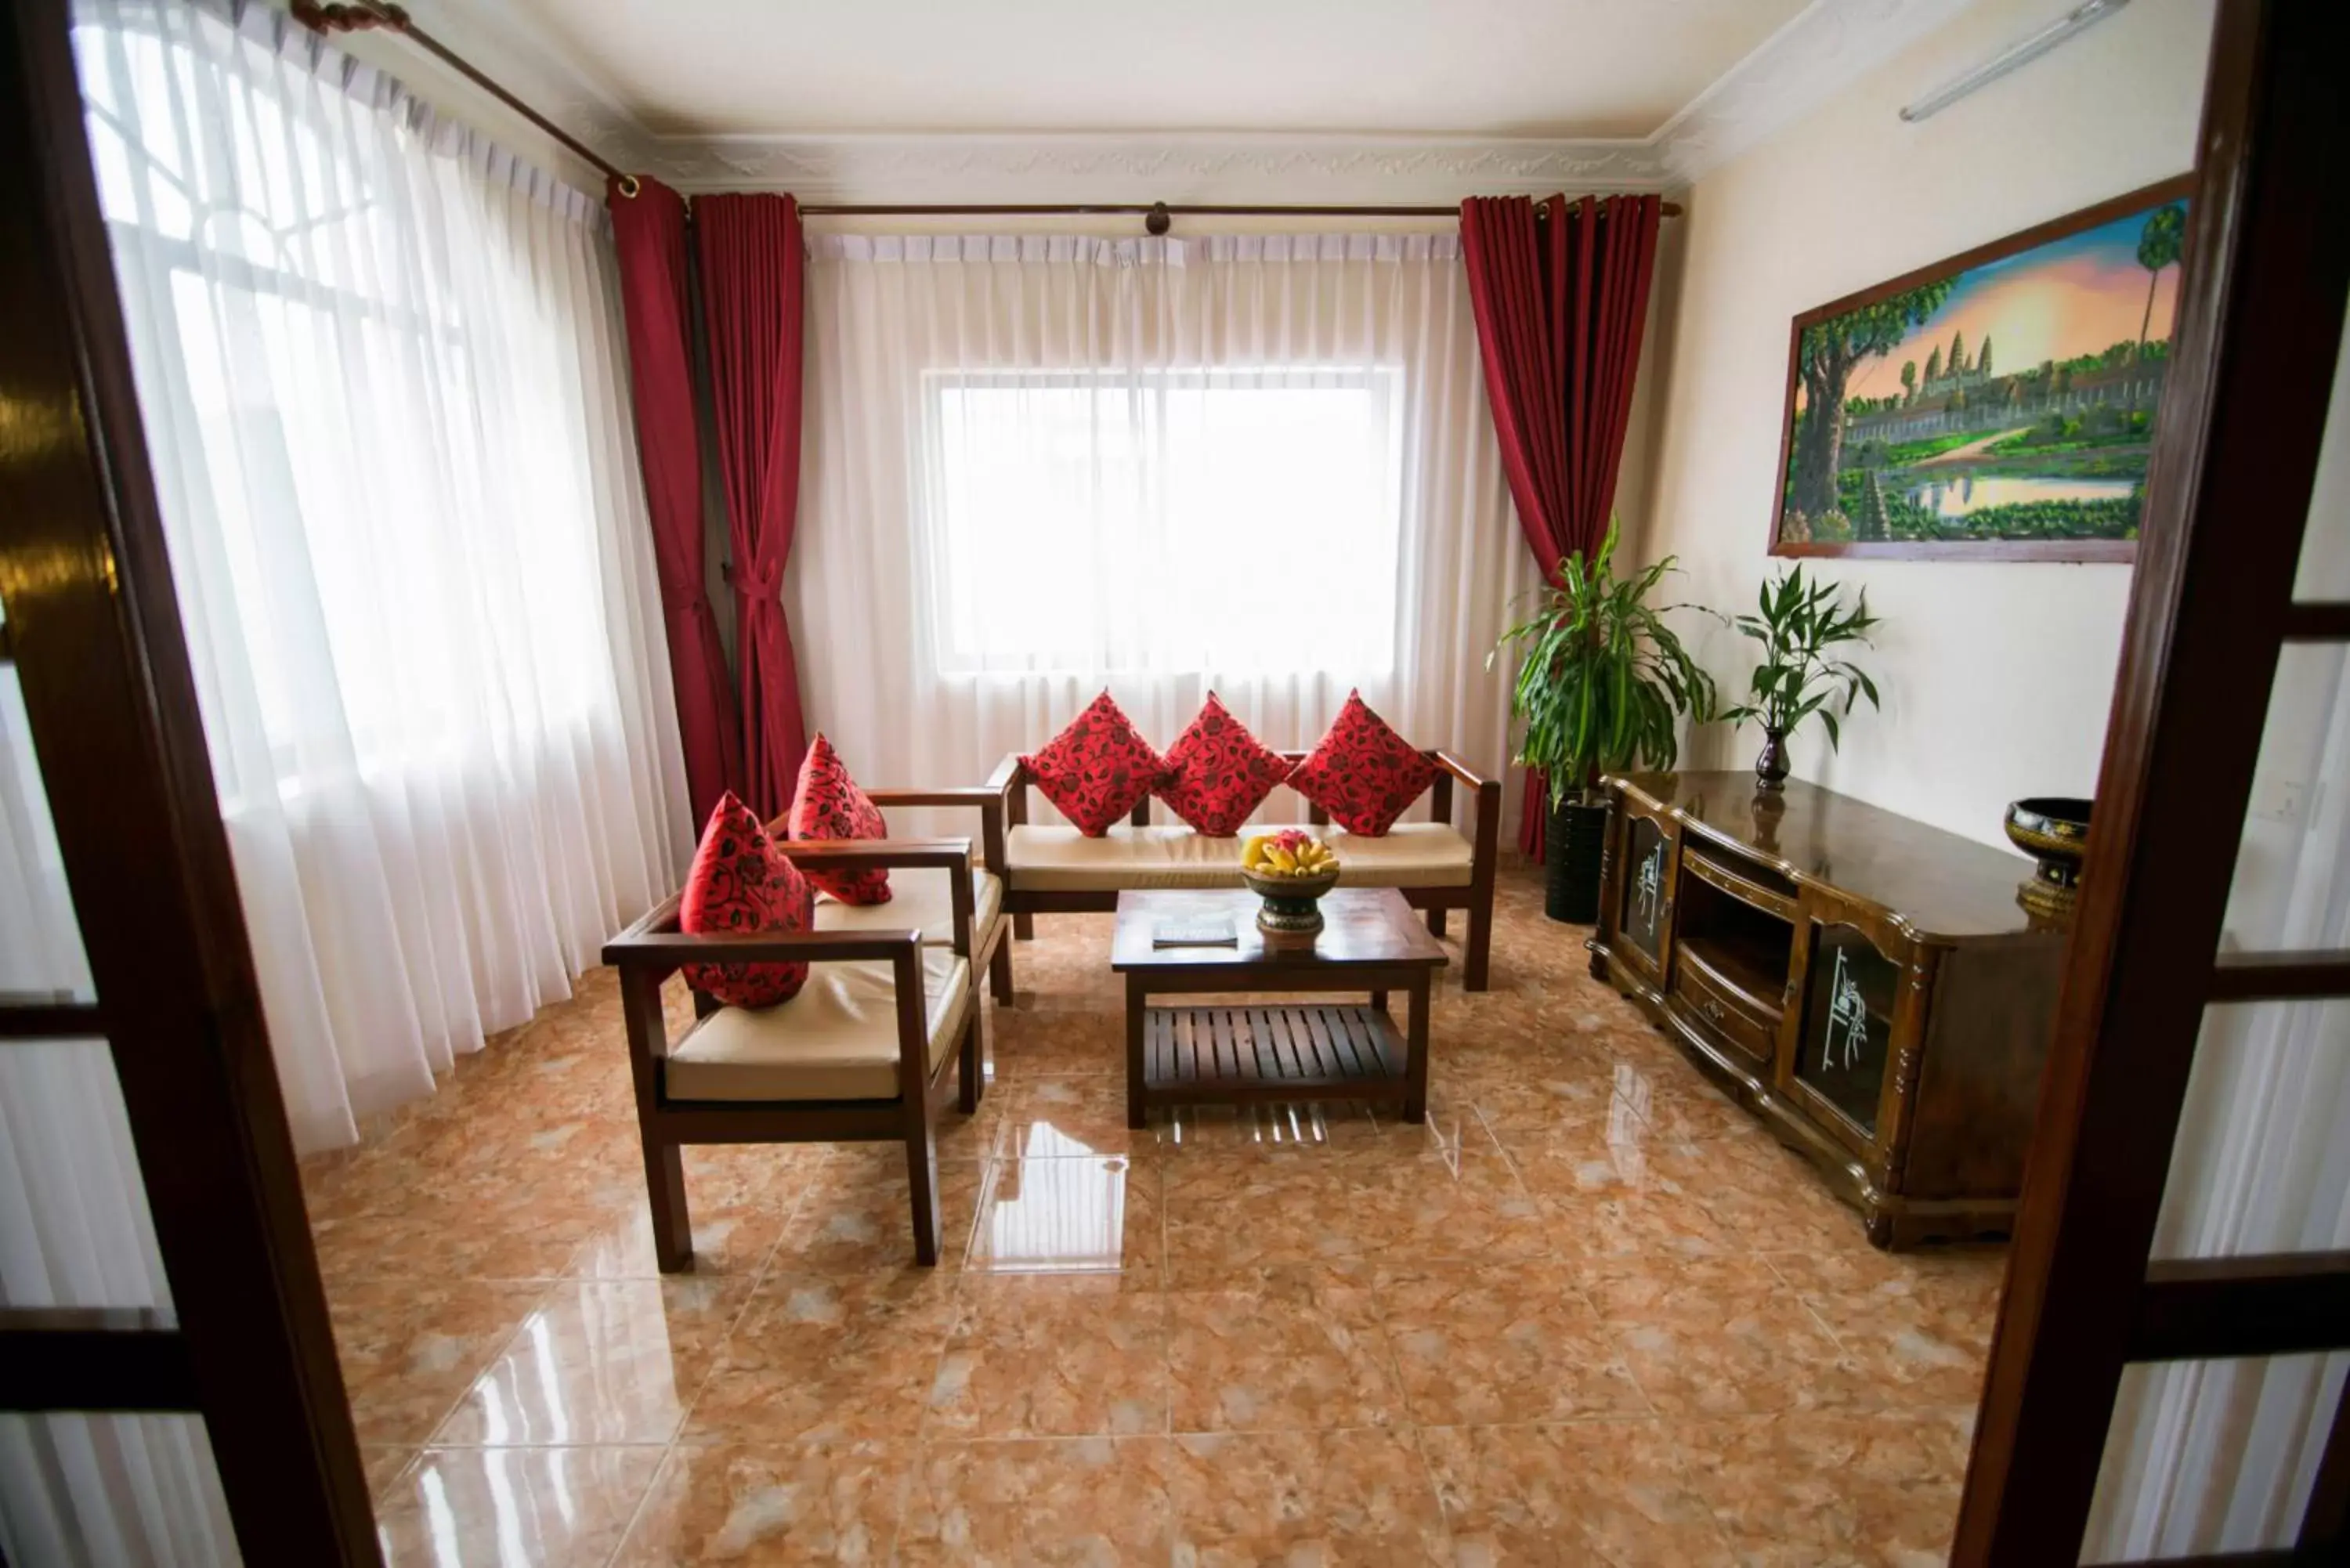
802, 201, 1683, 233
286, 7, 1687, 226
291, 2, 638, 192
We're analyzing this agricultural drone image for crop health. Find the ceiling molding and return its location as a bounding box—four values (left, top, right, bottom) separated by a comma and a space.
405, 0, 1983, 201
1651, 0, 1979, 183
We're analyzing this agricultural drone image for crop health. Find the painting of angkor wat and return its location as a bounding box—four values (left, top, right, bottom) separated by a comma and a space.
1771, 175, 2194, 561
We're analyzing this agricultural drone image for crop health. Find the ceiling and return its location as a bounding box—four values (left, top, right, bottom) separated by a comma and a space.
481, 0, 1809, 140
410, 0, 1983, 197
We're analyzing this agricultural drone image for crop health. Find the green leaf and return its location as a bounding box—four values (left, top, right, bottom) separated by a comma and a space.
1486, 512, 1730, 786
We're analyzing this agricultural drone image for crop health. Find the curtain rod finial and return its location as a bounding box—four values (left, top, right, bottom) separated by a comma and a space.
615, 174, 642, 199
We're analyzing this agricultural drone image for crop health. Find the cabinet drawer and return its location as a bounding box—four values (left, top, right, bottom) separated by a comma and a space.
1671, 946, 1780, 1064
1680, 850, 1799, 923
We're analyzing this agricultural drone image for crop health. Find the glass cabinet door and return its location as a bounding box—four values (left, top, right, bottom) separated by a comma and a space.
1795, 923, 1900, 1135
1620, 814, 1671, 964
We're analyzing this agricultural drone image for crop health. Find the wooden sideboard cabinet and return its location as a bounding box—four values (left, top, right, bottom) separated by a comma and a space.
1590, 771, 2066, 1248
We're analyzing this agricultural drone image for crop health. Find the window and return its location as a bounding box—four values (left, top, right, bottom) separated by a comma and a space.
920, 367, 1404, 676
76, 13, 616, 803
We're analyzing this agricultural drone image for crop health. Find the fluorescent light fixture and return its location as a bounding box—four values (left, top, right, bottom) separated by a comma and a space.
1900, 0, 2133, 123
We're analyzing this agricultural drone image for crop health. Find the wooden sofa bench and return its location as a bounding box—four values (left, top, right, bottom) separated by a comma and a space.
985, 750, 1500, 991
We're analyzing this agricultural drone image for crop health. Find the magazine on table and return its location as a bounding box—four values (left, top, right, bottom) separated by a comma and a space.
1152, 915, 1238, 948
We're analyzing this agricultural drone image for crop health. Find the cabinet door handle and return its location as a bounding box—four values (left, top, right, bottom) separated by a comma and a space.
1699, 997, 1725, 1024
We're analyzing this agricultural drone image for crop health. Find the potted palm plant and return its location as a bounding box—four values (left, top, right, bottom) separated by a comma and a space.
1720, 565, 1882, 789
1491, 518, 1718, 923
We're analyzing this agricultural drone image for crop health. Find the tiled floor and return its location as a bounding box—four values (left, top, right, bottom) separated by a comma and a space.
302, 865, 2007, 1565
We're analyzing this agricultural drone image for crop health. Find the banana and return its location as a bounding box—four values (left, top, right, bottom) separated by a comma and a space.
1244, 833, 1339, 877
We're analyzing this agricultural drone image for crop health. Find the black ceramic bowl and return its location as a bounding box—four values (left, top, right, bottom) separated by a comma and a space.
2004, 797, 2092, 869
2005, 798, 2092, 926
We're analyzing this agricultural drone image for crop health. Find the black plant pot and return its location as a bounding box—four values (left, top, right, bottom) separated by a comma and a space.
1546, 797, 1610, 924
1754, 725, 1791, 791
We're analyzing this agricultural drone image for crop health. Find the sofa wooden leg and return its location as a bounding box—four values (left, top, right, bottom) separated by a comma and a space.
989, 933, 1015, 1006
1012, 911, 1035, 941
904, 1122, 943, 1266
957, 1006, 983, 1115
1427, 906, 1448, 938
642, 1140, 692, 1273
1465, 901, 1492, 992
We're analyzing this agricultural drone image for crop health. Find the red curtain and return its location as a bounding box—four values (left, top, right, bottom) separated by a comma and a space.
695, 193, 811, 818
607, 175, 741, 826
1460, 192, 1664, 854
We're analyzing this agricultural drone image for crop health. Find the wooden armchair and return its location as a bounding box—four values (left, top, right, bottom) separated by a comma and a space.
602, 838, 986, 1269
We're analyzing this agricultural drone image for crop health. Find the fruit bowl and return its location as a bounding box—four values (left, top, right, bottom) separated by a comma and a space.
2004, 797, 2092, 923
1240, 830, 1342, 936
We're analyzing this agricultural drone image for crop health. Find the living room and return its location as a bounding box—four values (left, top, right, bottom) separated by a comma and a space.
3, 0, 2346, 1563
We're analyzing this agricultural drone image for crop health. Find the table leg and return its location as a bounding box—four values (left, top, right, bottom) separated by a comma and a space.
1126, 975, 1148, 1129
1369, 988, 1389, 1013
1404, 974, 1431, 1123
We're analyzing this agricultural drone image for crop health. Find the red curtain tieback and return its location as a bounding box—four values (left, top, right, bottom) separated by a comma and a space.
734, 565, 784, 601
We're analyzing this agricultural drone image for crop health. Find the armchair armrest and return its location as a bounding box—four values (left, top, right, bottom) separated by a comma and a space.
783, 836, 974, 871
864, 783, 1010, 874
1428, 750, 1491, 790
603, 923, 925, 982
1444, 753, 1503, 873
987, 753, 1029, 837
790, 839, 975, 956
864, 788, 999, 809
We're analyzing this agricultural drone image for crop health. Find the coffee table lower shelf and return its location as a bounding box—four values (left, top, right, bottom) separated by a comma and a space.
1138, 1003, 1405, 1114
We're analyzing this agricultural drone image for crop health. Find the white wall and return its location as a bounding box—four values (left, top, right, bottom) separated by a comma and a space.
1631, 0, 2218, 848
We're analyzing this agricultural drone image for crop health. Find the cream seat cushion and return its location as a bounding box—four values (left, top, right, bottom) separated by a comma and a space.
1321, 823, 1476, 888
812, 867, 1002, 945
1006, 825, 1243, 891
1004, 822, 1473, 891
663, 948, 970, 1102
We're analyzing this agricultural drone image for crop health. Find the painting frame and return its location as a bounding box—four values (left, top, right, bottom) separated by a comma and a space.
1767, 172, 2197, 563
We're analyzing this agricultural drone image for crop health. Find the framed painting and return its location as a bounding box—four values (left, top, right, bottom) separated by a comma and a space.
1770, 173, 2196, 562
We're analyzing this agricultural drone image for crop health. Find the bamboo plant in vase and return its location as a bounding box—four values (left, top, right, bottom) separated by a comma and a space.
1491, 518, 1719, 924
1720, 565, 1882, 790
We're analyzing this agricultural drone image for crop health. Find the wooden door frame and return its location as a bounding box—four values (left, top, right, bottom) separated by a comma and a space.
1952, 0, 2350, 1559
0, 0, 379, 1558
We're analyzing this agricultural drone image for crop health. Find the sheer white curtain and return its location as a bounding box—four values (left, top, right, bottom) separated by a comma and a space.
794, 230, 1528, 833
2084, 312, 2350, 1562
71, 0, 689, 1153
1, 629, 236, 1562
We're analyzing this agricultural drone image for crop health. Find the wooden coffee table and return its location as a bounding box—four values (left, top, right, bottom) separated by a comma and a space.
1109, 887, 1449, 1128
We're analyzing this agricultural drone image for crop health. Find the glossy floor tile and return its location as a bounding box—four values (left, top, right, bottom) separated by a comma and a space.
303, 865, 2006, 1563
376, 1444, 667, 1567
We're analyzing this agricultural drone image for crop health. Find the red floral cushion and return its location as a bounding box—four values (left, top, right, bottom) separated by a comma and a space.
679, 791, 813, 1007
789, 733, 891, 906
1022, 691, 1166, 836
1286, 691, 1437, 837
1155, 693, 1291, 836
